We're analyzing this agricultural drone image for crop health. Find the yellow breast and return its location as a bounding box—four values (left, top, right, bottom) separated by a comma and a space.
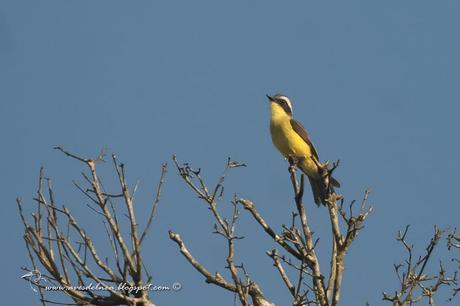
269, 102, 319, 178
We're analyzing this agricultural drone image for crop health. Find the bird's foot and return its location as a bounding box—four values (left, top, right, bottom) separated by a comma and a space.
288, 155, 306, 165
287, 155, 306, 172
325, 193, 343, 206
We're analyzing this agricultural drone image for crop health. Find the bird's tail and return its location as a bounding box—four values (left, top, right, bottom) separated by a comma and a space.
297, 157, 340, 206
307, 176, 324, 206
330, 176, 340, 188
307, 174, 340, 206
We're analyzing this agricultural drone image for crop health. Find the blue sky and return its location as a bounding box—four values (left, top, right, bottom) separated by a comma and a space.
2, 1, 460, 305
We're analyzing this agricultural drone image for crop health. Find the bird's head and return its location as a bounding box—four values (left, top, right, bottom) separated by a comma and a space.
267, 94, 293, 117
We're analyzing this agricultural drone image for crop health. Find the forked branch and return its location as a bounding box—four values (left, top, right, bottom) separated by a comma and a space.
18, 148, 166, 306
170, 156, 274, 306
383, 226, 458, 306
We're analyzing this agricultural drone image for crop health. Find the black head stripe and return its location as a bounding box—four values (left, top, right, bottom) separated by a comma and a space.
277, 98, 292, 116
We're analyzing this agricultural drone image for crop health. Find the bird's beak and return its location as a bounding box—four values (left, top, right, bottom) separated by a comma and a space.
266, 94, 275, 102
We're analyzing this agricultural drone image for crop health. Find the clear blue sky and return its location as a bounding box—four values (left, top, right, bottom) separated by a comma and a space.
2, 1, 460, 305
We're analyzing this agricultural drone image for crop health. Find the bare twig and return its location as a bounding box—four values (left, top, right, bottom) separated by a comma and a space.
18, 148, 161, 306
383, 226, 457, 306
170, 157, 274, 306
139, 163, 167, 245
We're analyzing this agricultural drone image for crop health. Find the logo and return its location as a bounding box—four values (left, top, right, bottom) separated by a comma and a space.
21, 269, 47, 293
21, 269, 182, 294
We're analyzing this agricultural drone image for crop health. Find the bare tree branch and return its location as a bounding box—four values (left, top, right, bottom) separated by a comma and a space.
383, 226, 458, 306
169, 231, 237, 292
170, 156, 274, 306
139, 163, 167, 245
18, 148, 166, 306
171, 154, 374, 306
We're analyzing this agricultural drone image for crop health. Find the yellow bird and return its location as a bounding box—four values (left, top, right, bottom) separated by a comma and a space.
268, 94, 340, 205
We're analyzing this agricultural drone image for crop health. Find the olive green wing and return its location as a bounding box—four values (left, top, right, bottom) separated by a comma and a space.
290, 118, 319, 160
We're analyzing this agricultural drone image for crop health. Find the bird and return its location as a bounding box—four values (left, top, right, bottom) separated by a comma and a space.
268, 94, 340, 205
